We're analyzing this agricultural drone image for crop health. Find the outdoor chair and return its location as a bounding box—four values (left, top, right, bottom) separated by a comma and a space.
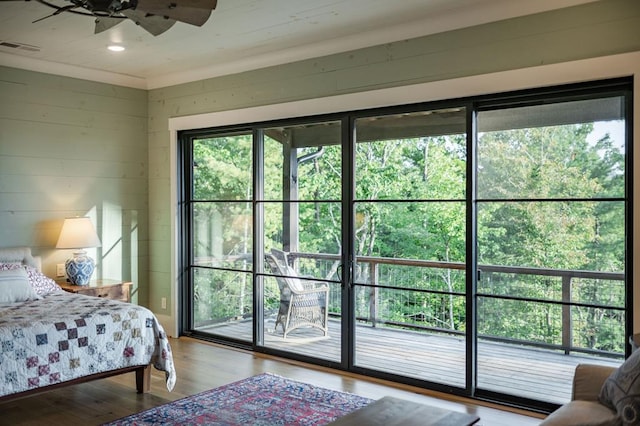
265, 249, 329, 339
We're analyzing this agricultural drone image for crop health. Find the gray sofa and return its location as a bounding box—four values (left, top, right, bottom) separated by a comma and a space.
540, 364, 618, 426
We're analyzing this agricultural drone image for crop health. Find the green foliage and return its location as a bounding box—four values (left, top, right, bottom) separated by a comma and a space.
193, 135, 252, 200
188, 114, 626, 355
477, 124, 624, 271
477, 122, 626, 350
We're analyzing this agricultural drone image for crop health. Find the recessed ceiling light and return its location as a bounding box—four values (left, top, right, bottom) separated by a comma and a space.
107, 45, 125, 52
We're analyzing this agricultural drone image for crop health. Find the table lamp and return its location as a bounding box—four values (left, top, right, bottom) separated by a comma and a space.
56, 217, 102, 285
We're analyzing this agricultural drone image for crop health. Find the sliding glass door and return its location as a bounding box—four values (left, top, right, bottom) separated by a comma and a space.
475, 96, 628, 404
258, 120, 343, 362
189, 132, 254, 343
351, 108, 469, 388
179, 79, 631, 410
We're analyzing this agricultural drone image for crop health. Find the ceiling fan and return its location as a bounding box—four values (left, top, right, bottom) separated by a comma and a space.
2, 0, 218, 36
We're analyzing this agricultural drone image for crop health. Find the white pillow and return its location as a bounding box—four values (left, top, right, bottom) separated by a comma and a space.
0, 268, 41, 303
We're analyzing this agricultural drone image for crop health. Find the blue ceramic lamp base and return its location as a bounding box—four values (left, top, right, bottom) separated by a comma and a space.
65, 250, 96, 286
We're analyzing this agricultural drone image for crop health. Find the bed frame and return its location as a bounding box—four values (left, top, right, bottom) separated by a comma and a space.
0, 365, 151, 403
0, 246, 152, 402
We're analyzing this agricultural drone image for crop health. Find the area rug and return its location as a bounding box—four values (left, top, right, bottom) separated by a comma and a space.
103, 372, 373, 425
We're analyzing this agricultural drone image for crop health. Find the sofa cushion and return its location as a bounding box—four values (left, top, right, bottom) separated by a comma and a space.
574, 364, 617, 401
541, 400, 619, 426
600, 349, 640, 425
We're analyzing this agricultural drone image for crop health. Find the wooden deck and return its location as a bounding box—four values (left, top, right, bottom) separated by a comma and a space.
198, 318, 622, 405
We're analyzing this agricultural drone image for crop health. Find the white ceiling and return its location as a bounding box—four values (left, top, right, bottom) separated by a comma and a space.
0, 0, 598, 89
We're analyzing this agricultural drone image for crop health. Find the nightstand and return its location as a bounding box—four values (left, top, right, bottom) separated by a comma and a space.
57, 279, 132, 303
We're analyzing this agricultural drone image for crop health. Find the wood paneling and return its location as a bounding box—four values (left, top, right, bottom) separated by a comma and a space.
0, 66, 149, 295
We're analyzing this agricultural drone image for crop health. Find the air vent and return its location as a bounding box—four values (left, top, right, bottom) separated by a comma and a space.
0, 41, 40, 52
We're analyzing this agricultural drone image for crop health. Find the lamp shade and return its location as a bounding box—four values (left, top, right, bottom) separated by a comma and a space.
56, 217, 102, 249
56, 217, 101, 285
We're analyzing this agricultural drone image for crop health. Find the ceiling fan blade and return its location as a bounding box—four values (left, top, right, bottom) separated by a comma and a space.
137, 0, 217, 11
138, 7, 210, 26
32, 4, 77, 23
135, 0, 216, 26
32, 12, 57, 23
94, 16, 125, 34
121, 8, 176, 36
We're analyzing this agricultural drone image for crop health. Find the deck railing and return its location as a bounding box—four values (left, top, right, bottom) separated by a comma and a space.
290, 252, 626, 358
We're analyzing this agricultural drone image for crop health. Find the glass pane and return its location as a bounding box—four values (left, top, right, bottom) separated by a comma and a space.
262, 201, 341, 281
477, 297, 622, 404
478, 97, 626, 200
478, 297, 562, 346
262, 121, 342, 201
354, 201, 466, 263
264, 135, 283, 200
261, 273, 339, 362
193, 202, 252, 270
355, 260, 466, 294
192, 267, 253, 343
193, 133, 253, 200
354, 283, 466, 331
478, 270, 562, 301
572, 306, 625, 353
478, 201, 625, 272
354, 284, 466, 386
573, 277, 625, 306
355, 108, 467, 200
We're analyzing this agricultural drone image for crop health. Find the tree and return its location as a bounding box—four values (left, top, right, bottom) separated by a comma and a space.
476, 123, 625, 350
188, 115, 626, 354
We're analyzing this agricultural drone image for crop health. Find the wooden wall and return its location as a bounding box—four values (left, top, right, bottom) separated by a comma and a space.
0, 67, 149, 304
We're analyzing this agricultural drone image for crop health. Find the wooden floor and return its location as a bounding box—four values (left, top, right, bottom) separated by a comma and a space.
203, 318, 622, 404
0, 337, 545, 426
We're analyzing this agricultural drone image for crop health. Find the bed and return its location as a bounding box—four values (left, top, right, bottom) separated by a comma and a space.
0, 247, 176, 401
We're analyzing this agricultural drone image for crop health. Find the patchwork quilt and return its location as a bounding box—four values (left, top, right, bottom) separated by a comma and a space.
0, 291, 176, 398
